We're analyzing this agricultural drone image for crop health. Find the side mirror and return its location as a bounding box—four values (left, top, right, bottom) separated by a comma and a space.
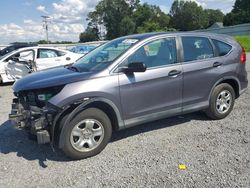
121, 62, 147, 74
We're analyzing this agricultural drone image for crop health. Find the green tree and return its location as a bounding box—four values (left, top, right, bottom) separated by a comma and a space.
37, 40, 51, 44
86, 0, 170, 40
169, 0, 208, 31
136, 22, 162, 33
119, 16, 136, 36
88, 0, 139, 40
204, 9, 224, 27
79, 26, 99, 42
223, 0, 250, 26
233, 0, 250, 12
133, 3, 170, 33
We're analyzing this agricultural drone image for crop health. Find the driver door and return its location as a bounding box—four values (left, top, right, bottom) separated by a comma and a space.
5, 50, 35, 80
118, 37, 183, 127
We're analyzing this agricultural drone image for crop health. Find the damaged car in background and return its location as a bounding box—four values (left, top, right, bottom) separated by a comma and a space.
0, 42, 37, 57
0, 46, 83, 83
9, 32, 248, 160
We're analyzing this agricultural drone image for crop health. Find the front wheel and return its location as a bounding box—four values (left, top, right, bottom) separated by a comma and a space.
205, 83, 235, 120
61, 108, 112, 160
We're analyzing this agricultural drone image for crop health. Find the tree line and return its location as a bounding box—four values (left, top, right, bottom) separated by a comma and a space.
80, 0, 250, 42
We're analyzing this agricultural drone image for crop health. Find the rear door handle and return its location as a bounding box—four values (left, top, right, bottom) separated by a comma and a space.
213, 62, 222, 67
168, 70, 182, 77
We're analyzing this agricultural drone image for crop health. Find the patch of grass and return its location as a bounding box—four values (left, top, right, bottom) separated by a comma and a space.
234, 35, 250, 52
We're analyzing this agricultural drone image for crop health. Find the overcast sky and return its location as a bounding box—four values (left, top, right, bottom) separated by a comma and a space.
0, 0, 235, 44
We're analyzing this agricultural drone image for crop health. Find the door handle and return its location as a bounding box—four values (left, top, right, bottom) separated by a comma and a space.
213, 62, 222, 67
168, 70, 182, 77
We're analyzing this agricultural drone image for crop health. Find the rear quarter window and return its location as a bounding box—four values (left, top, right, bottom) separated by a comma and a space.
212, 39, 232, 56
57, 50, 66, 56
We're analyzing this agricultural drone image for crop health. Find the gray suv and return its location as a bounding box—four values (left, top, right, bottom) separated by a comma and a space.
9, 32, 248, 159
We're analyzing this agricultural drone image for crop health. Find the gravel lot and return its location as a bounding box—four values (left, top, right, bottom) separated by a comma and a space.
0, 54, 250, 188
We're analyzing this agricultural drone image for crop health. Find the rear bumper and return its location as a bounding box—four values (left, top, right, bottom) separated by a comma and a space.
9, 98, 53, 144
239, 79, 248, 95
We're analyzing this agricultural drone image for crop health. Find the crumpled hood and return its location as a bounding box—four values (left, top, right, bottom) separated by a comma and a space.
13, 67, 95, 92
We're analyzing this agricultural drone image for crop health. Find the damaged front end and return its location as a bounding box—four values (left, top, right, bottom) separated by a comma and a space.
9, 86, 64, 144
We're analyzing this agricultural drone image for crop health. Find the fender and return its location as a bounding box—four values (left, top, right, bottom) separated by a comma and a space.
208, 76, 241, 101
0, 73, 15, 83
58, 97, 124, 148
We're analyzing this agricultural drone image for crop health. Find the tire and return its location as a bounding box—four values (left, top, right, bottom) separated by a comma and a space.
60, 108, 112, 160
205, 83, 235, 120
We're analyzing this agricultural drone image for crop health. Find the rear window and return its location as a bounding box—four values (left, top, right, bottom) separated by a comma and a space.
182, 37, 214, 62
57, 51, 66, 56
212, 39, 232, 56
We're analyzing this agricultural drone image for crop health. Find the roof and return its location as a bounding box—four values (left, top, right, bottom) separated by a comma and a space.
14, 46, 67, 52
208, 22, 224, 29
120, 32, 170, 40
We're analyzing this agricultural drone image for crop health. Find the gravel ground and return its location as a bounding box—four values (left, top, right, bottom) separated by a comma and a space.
0, 54, 250, 188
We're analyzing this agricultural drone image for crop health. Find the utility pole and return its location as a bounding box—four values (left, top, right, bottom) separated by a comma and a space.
42, 16, 50, 43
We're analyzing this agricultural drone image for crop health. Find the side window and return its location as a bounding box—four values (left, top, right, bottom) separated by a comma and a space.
38, 49, 59, 59
18, 51, 34, 61
57, 50, 66, 56
125, 38, 177, 68
182, 37, 214, 62
7, 50, 34, 62
212, 39, 232, 56
4, 46, 15, 54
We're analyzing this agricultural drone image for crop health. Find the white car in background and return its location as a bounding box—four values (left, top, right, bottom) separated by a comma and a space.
0, 46, 83, 83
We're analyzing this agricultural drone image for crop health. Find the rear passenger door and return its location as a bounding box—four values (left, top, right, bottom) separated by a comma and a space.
181, 36, 225, 111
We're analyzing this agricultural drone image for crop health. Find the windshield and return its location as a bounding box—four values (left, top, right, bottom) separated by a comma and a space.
69, 45, 96, 54
0, 51, 12, 60
72, 38, 139, 72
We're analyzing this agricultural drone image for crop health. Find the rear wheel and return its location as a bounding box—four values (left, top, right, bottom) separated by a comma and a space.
206, 83, 235, 120
61, 108, 112, 160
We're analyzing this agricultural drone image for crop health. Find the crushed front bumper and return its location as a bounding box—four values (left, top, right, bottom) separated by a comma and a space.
9, 98, 55, 144
9, 98, 26, 127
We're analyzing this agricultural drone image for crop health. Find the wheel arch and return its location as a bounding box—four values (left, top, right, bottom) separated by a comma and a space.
85, 101, 120, 131
209, 76, 240, 100
56, 97, 124, 148
217, 79, 240, 99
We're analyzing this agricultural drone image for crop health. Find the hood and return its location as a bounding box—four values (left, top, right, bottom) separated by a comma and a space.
13, 67, 95, 92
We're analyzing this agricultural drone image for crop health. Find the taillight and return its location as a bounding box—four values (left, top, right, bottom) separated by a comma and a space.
240, 47, 246, 64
